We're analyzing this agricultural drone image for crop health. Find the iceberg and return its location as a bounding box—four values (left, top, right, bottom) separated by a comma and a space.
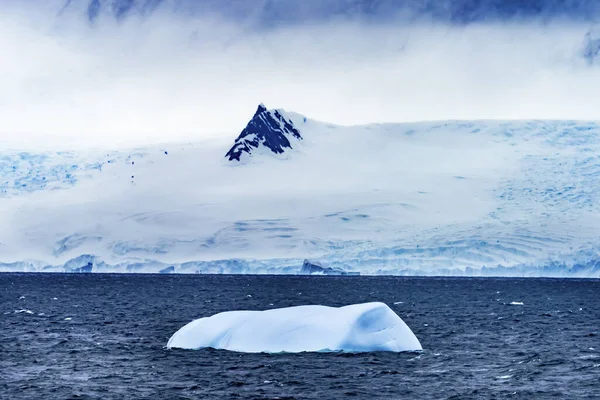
167, 302, 422, 353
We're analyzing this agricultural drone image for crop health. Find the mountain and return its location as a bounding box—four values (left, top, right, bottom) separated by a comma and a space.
2, 107, 600, 276
225, 104, 302, 162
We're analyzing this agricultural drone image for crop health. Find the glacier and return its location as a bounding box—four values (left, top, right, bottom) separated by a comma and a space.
167, 302, 422, 353
2, 107, 600, 276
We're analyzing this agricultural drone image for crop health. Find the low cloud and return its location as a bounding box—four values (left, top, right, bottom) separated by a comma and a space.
0, 2, 598, 148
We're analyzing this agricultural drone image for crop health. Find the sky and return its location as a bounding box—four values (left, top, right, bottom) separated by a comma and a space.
1, 0, 600, 148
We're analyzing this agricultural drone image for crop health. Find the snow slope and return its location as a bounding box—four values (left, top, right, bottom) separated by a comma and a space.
2, 107, 600, 276
167, 302, 422, 353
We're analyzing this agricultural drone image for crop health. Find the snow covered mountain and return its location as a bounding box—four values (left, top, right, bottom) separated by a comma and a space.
225, 104, 302, 161
2, 106, 600, 276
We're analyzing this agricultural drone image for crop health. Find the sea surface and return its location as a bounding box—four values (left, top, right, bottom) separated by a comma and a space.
1, 274, 599, 399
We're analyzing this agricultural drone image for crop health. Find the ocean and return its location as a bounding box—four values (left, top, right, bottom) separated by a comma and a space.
1, 274, 599, 399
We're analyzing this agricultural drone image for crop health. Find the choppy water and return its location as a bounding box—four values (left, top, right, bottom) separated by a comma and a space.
1, 274, 599, 399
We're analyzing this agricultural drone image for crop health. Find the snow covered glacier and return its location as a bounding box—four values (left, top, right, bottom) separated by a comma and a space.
2, 105, 600, 276
167, 302, 422, 353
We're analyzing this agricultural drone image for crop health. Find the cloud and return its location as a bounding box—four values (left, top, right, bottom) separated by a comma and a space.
0, 3, 598, 148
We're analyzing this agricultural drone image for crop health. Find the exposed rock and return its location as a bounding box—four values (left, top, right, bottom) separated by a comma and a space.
225, 104, 302, 161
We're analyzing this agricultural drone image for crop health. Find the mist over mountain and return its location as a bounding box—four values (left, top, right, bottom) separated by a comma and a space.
2, 0, 600, 147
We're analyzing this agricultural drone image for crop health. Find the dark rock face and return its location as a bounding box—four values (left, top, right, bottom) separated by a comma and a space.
300, 259, 359, 276
225, 104, 302, 161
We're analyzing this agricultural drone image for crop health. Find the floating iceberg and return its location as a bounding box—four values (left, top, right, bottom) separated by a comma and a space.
167, 302, 422, 353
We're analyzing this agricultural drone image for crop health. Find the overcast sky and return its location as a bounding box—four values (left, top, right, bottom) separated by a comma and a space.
1, 1, 599, 148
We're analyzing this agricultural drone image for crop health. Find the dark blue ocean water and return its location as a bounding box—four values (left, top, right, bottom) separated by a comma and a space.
1, 274, 599, 399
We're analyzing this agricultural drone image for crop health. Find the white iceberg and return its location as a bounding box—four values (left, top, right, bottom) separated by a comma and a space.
167, 302, 422, 353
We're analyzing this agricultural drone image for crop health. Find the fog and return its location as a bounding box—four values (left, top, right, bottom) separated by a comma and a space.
1, 2, 598, 148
